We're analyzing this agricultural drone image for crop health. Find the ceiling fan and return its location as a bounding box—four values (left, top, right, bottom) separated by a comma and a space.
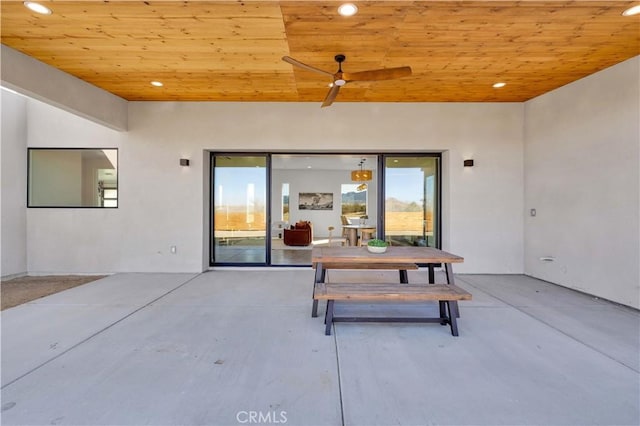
282, 54, 412, 108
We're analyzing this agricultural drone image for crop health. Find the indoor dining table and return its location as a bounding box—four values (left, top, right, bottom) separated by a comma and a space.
342, 224, 376, 246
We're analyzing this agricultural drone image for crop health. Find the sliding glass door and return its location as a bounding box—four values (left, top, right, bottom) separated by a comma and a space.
382, 155, 439, 247
211, 155, 268, 265
210, 153, 440, 266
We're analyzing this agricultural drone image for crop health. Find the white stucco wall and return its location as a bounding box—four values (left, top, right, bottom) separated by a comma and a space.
12, 100, 524, 274
1, 45, 128, 131
1, 90, 28, 277
126, 101, 525, 274
24, 100, 126, 273
524, 56, 640, 309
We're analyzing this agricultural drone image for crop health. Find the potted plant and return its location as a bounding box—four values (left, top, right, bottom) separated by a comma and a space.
367, 238, 388, 253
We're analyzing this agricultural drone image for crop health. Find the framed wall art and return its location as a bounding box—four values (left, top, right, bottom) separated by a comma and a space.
298, 192, 333, 210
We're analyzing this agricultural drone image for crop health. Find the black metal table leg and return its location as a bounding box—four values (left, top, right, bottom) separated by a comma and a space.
444, 263, 460, 318
399, 269, 408, 283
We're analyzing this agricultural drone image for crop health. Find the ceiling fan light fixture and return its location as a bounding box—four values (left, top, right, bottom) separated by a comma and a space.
338, 3, 358, 17
23, 1, 52, 15
622, 5, 640, 16
334, 79, 346, 86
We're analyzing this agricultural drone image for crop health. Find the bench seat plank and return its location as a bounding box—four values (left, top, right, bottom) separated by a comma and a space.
315, 283, 472, 302
316, 282, 471, 336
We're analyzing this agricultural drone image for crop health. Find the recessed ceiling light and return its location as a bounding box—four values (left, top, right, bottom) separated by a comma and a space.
622, 5, 640, 16
150, 81, 163, 87
23, 2, 52, 15
493, 82, 507, 88
338, 3, 358, 17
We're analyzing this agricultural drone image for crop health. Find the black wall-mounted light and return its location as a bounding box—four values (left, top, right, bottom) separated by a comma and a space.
180, 158, 190, 166
463, 159, 474, 167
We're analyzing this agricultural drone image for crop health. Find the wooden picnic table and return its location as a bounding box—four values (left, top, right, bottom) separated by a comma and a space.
311, 246, 471, 336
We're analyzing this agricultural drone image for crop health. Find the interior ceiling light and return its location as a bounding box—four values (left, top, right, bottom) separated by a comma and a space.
622, 5, 640, 16
150, 81, 163, 87
351, 158, 372, 182
23, 1, 52, 15
493, 82, 507, 88
338, 3, 358, 17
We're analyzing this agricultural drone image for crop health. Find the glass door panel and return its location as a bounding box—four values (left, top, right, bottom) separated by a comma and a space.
212, 155, 268, 265
383, 156, 439, 247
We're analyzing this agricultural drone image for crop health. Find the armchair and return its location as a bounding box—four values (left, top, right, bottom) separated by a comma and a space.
283, 221, 313, 246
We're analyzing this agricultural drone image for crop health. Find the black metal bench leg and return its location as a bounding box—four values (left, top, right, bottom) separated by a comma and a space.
399, 269, 408, 284
312, 300, 319, 318
451, 301, 460, 319
325, 300, 335, 336
439, 301, 448, 325
447, 301, 460, 336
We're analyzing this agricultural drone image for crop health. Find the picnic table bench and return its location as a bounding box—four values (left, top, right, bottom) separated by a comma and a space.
311, 246, 472, 336
314, 281, 472, 336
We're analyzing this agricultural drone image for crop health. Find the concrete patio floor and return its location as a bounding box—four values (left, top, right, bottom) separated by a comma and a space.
1, 270, 638, 426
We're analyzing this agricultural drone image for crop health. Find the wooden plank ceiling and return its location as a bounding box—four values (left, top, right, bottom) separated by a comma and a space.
1, 1, 639, 103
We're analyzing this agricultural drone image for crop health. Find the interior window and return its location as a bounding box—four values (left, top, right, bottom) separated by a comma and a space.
341, 183, 367, 220
28, 148, 118, 208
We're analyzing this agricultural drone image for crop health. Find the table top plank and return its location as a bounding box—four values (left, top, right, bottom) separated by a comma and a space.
312, 246, 463, 265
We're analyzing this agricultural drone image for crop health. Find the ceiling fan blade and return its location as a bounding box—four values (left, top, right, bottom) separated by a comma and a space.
343, 66, 412, 82
321, 84, 341, 108
282, 56, 334, 77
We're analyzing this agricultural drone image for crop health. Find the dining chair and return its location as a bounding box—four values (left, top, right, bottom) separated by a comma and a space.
358, 228, 375, 246
340, 215, 351, 245
328, 226, 346, 246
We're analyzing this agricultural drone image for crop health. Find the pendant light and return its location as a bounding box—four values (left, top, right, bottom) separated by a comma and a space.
351, 159, 372, 182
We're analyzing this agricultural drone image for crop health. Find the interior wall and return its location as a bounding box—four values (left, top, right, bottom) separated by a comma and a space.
271, 168, 378, 238
524, 56, 640, 309
1, 90, 28, 277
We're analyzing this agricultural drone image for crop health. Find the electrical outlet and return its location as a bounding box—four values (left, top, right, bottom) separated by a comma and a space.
170, 246, 177, 254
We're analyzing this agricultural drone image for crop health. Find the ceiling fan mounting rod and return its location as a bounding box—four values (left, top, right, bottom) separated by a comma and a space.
335, 54, 345, 73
